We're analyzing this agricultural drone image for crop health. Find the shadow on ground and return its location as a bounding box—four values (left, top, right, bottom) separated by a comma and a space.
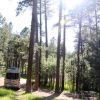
43, 92, 61, 100
64, 92, 97, 100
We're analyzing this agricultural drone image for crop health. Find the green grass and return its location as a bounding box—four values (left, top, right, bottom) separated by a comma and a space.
0, 88, 15, 100
18, 93, 44, 100
0, 88, 44, 100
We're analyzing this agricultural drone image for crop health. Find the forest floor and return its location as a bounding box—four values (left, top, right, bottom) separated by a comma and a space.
15, 88, 97, 100
0, 77, 97, 100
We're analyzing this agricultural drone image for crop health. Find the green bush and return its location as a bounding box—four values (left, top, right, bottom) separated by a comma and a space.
64, 80, 74, 92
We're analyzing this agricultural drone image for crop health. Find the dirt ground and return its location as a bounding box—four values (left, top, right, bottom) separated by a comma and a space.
0, 77, 74, 99
32, 90, 74, 100
32, 90, 97, 100
0, 77, 97, 100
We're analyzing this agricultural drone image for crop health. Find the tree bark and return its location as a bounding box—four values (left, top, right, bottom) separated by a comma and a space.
76, 14, 82, 93
39, 0, 42, 86
26, 0, 37, 93
34, 13, 39, 90
55, 0, 62, 93
44, 0, 48, 60
61, 15, 66, 91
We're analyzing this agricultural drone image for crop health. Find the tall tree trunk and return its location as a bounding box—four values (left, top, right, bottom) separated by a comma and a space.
88, 13, 92, 40
95, 7, 98, 41
44, 0, 48, 60
26, 0, 37, 93
76, 14, 82, 93
17, 59, 20, 68
21, 60, 24, 75
15, 57, 17, 67
72, 66, 75, 92
95, 3, 100, 95
34, 14, 39, 90
39, 0, 42, 86
55, 0, 62, 93
44, 69, 48, 86
61, 15, 66, 91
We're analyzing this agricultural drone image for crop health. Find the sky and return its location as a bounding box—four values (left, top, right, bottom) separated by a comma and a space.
0, 0, 32, 33
0, 0, 83, 52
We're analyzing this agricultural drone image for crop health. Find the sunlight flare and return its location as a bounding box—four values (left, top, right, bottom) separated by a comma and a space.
62, 0, 84, 10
